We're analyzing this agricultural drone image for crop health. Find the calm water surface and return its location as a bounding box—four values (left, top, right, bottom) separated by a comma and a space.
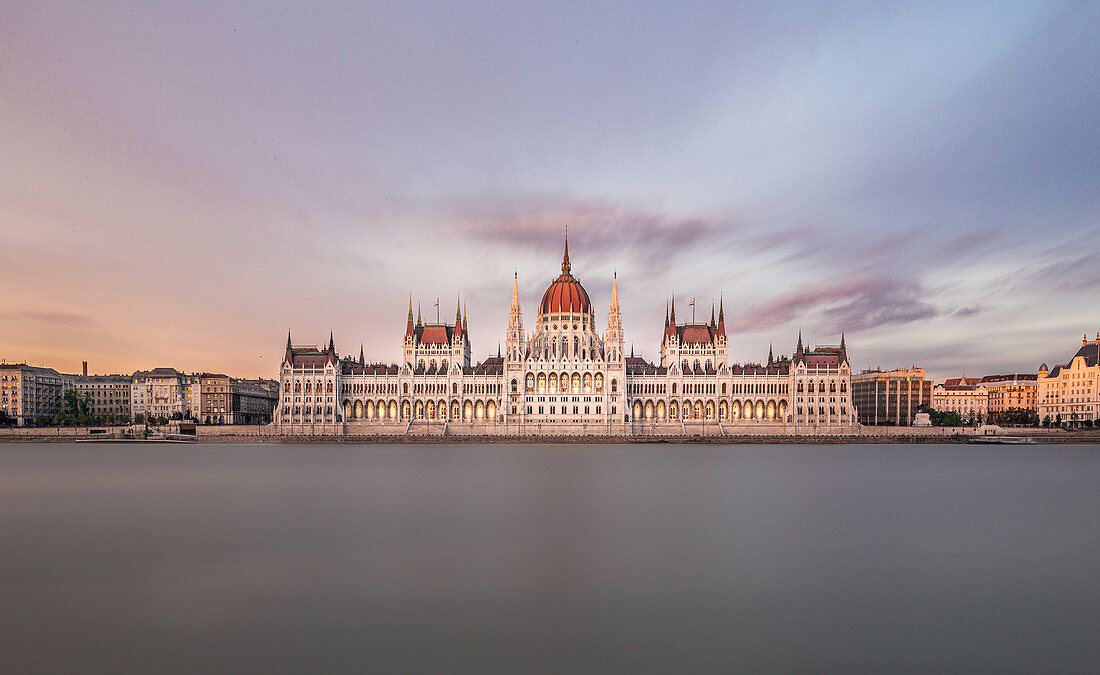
2, 442, 1098, 673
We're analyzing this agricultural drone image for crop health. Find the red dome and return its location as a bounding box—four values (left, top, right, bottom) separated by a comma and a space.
539, 236, 591, 315
541, 275, 591, 314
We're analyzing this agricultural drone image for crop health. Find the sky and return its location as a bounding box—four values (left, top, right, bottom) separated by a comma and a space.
1, 1, 1097, 382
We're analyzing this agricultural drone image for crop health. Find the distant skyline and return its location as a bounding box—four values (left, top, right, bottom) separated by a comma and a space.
2, 2, 1097, 381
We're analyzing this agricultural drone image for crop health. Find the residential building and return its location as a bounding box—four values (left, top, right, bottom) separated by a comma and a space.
131, 368, 198, 421
851, 367, 933, 425
0, 363, 64, 426
65, 374, 133, 422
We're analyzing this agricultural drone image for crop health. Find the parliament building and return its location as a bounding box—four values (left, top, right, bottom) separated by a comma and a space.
274, 240, 856, 436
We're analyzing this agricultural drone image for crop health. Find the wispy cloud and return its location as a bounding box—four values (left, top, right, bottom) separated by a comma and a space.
4, 311, 99, 328
725, 275, 938, 335
447, 195, 734, 272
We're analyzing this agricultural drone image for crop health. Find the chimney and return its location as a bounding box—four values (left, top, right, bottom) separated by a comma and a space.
82, 361, 88, 376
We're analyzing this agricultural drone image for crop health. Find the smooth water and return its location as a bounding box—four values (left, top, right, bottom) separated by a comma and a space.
1, 442, 1097, 673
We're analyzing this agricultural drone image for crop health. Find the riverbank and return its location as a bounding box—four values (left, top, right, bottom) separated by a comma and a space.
2, 427, 1096, 444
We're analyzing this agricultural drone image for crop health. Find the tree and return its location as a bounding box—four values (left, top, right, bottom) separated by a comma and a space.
133, 413, 145, 424
0, 410, 13, 427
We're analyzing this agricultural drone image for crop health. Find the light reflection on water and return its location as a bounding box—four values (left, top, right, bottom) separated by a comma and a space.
2, 443, 1098, 672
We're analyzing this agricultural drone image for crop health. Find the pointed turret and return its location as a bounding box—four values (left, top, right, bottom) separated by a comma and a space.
561, 231, 571, 275
359, 344, 365, 365
796, 329, 804, 355
717, 295, 726, 335
416, 304, 422, 328
839, 331, 846, 356
510, 272, 520, 313
768, 344, 774, 365
606, 272, 624, 362
710, 303, 716, 328
286, 330, 292, 350
328, 331, 335, 353
506, 271, 525, 363
284, 329, 294, 364
462, 302, 467, 331
406, 296, 414, 337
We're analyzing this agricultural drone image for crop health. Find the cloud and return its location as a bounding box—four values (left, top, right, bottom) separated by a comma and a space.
725, 275, 938, 335
446, 195, 734, 272
4, 311, 99, 328
951, 305, 982, 318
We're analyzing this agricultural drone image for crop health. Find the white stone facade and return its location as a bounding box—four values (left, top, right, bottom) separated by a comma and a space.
274, 242, 858, 435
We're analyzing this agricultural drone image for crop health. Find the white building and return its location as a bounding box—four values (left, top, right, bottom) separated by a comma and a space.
274, 240, 857, 435
130, 368, 200, 421
1038, 333, 1100, 425
932, 374, 988, 421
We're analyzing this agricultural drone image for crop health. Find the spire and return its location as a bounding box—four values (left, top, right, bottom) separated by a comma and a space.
456, 296, 462, 326
710, 303, 716, 328
610, 271, 619, 310
359, 344, 365, 365
462, 302, 467, 331
768, 344, 774, 365
286, 330, 292, 349
328, 331, 335, 353
664, 303, 669, 329
840, 331, 846, 353
416, 304, 422, 328
511, 271, 520, 312
717, 295, 725, 335
497, 343, 501, 358
796, 329, 803, 355
406, 296, 414, 336
561, 231, 571, 276
630, 344, 634, 358
670, 295, 676, 324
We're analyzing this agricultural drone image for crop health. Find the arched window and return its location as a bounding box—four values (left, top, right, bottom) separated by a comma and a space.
511, 379, 518, 393
672, 382, 677, 394
611, 379, 618, 393
694, 359, 701, 371
721, 383, 727, 395
403, 383, 409, 394
594, 373, 604, 392
682, 360, 688, 371
525, 373, 535, 392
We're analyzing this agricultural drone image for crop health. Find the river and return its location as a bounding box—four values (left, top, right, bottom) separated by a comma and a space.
2, 442, 1097, 672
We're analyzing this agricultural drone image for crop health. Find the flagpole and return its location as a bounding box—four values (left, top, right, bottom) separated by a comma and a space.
436, 298, 439, 324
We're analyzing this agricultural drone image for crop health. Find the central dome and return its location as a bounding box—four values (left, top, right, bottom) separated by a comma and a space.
540, 237, 591, 315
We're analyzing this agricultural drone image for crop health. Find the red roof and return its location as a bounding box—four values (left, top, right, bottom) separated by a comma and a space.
678, 324, 716, 345
417, 325, 454, 345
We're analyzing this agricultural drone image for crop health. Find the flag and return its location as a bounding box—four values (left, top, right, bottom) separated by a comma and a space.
688, 298, 695, 306
434, 298, 439, 307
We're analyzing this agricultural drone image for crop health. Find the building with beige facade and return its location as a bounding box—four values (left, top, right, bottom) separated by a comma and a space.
1038, 333, 1100, 425
199, 374, 278, 424
851, 367, 933, 425
65, 374, 132, 422
0, 363, 64, 426
980, 373, 1038, 418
